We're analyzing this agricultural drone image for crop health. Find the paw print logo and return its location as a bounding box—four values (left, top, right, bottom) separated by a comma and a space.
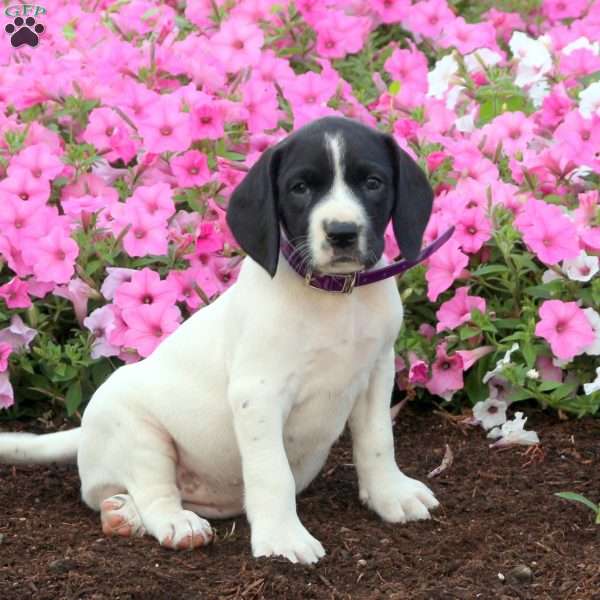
5, 16, 45, 48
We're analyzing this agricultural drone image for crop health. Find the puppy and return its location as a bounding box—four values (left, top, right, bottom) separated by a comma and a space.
0, 116, 439, 564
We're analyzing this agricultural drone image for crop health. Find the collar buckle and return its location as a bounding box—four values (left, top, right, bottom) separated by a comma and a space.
304, 269, 358, 294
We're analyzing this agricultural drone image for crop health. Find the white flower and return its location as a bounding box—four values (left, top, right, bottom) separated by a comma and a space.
428, 54, 460, 99
579, 80, 600, 118
473, 398, 508, 430
483, 343, 519, 384
528, 78, 551, 107
562, 37, 600, 56
542, 269, 562, 283
464, 48, 502, 72
562, 251, 599, 282
583, 367, 600, 395
582, 308, 600, 356
455, 112, 475, 133
488, 412, 540, 447
509, 32, 553, 87
526, 369, 539, 380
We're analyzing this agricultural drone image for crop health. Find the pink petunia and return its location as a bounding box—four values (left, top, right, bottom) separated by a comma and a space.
122, 303, 181, 358
8, 143, 64, 181
0, 169, 50, 205
211, 18, 264, 72
128, 183, 175, 222
138, 97, 191, 154
22, 227, 79, 284
407, 352, 429, 385
0, 342, 12, 372
171, 151, 211, 188
425, 343, 464, 399
436, 287, 487, 333
114, 268, 178, 310
454, 208, 492, 254
425, 239, 469, 302
54, 279, 97, 326
83, 305, 120, 359
0, 372, 14, 409
535, 300, 596, 360
0, 315, 37, 351
241, 79, 281, 133
0, 277, 31, 309
82, 108, 134, 164
514, 199, 580, 265
117, 206, 169, 258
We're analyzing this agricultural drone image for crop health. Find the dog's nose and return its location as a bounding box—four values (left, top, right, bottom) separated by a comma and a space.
325, 221, 359, 249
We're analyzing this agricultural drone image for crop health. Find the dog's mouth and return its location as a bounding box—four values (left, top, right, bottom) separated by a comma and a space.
314, 252, 368, 275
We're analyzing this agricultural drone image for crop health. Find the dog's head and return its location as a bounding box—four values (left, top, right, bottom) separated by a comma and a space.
226, 117, 434, 277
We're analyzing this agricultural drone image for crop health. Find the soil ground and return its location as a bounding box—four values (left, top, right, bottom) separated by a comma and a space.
1, 405, 598, 600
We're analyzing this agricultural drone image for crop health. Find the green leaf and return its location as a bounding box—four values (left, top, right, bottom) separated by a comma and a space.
389, 81, 401, 95
550, 382, 579, 401
505, 387, 534, 403
65, 380, 82, 416
555, 492, 599, 514
459, 326, 480, 340
471, 264, 509, 276
538, 380, 563, 392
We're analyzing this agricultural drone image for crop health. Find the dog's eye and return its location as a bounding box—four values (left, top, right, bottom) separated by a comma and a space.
365, 176, 383, 191
290, 182, 309, 195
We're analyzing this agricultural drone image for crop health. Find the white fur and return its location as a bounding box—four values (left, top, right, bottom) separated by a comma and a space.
309, 135, 368, 273
0, 233, 439, 565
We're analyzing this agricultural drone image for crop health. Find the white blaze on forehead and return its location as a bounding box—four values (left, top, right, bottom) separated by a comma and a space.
307, 134, 368, 270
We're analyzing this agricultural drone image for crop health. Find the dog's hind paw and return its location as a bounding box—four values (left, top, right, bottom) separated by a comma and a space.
101, 494, 146, 538
154, 510, 213, 550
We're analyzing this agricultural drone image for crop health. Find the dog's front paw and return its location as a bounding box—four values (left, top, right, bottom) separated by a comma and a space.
363, 475, 439, 523
251, 519, 325, 564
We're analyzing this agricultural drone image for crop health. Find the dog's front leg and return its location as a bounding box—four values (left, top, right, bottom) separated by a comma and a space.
229, 380, 325, 564
349, 349, 439, 523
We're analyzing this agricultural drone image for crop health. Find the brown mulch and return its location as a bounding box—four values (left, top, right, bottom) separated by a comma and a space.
1, 406, 599, 600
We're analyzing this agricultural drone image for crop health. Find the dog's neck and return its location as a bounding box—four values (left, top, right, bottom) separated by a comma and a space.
279, 226, 455, 295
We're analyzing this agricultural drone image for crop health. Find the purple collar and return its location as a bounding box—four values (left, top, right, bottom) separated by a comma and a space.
280, 226, 455, 294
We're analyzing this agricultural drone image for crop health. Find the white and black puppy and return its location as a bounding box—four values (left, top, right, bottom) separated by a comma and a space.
0, 116, 439, 565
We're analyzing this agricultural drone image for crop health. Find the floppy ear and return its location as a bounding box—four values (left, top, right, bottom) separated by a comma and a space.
226, 147, 281, 277
383, 135, 434, 260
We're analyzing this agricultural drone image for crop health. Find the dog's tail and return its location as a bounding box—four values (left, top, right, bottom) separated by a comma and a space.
0, 428, 80, 464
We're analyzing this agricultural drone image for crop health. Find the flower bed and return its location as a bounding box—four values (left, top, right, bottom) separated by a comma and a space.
0, 0, 599, 421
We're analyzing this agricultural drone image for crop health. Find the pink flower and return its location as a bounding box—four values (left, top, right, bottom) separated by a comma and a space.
166, 267, 204, 311
438, 17, 496, 54
0, 196, 51, 243
514, 199, 580, 265
0, 315, 37, 351
535, 355, 563, 383
454, 208, 492, 254
425, 239, 468, 302
83, 305, 120, 359
543, 0, 588, 21
0, 342, 12, 372
0, 169, 50, 205
314, 12, 371, 59
82, 108, 133, 163
425, 343, 464, 399
535, 300, 596, 360
22, 227, 79, 284
138, 97, 191, 154
101, 267, 138, 301
372, 0, 411, 24
54, 279, 97, 326
455, 346, 495, 371
0, 372, 14, 409
436, 287, 486, 333
241, 79, 281, 133
128, 183, 175, 222
8, 143, 64, 181
536, 84, 573, 129
190, 94, 227, 141
384, 47, 428, 108
114, 268, 178, 310
0, 277, 31, 309
117, 206, 169, 258
405, 0, 455, 38
407, 352, 429, 385
171, 151, 211, 188
122, 303, 181, 358
211, 18, 264, 72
